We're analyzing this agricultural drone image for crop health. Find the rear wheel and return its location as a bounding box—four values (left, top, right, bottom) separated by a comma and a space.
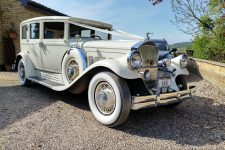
18, 59, 31, 86
88, 72, 131, 127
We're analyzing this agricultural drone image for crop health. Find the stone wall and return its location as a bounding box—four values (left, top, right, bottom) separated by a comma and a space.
188, 58, 225, 92
0, 0, 48, 65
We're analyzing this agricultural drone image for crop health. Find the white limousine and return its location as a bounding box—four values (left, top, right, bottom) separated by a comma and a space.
16, 16, 195, 127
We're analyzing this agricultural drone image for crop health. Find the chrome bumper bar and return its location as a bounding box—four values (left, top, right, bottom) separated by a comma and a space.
131, 86, 196, 110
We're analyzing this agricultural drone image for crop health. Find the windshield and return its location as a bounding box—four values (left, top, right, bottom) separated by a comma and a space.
69, 23, 110, 40
68, 22, 144, 41
152, 41, 169, 51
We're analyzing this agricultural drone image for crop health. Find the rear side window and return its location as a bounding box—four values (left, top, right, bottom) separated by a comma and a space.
30, 23, 40, 39
44, 22, 64, 39
22, 25, 27, 39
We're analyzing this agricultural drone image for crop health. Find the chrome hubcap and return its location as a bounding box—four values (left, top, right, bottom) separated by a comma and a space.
95, 82, 116, 115
66, 60, 79, 82
19, 62, 25, 81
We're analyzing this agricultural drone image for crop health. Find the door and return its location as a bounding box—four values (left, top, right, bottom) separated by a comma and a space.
28, 22, 43, 69
40, 21, 68, 73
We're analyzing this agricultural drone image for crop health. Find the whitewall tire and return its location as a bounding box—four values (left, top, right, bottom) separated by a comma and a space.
18, 59, 31, 86
88, 72, 131, 127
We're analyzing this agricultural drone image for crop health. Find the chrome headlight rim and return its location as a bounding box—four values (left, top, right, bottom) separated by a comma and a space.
127, 50, 142, 69
180, 54, 188, 68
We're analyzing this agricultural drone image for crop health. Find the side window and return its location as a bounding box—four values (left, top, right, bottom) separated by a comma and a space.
22, 25, 27, 39
44, 22, 64, 39
69, 23, 92, 38
30, 23, 40, 39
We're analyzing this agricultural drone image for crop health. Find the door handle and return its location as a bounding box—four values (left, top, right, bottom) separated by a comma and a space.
39, 41, 44, 47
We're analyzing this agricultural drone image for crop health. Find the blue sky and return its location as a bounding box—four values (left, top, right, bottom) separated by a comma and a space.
33, 0, 192, 44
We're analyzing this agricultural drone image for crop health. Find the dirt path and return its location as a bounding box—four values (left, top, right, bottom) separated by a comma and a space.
0, 72, 224, 149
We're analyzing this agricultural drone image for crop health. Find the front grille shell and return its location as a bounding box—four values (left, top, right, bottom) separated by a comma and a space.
134, 41, 158, 92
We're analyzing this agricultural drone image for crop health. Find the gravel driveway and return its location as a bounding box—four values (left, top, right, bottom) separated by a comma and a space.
0, 72, 225, 149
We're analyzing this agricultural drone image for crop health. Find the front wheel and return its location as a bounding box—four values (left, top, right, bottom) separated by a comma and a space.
88, 72, 131, 127
18, 59, 31, 86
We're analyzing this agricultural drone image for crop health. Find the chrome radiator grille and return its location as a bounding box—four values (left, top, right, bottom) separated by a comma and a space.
136, 43, 158, 93
138, 45, 158, 68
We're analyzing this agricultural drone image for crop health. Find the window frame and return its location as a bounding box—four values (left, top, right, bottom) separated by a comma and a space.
29, 22, 40, 40
42, 20, 67, 42
21, 24, 28, 40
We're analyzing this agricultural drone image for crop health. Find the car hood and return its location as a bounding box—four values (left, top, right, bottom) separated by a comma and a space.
81, 40, 140, 50
76, 40, 169, 59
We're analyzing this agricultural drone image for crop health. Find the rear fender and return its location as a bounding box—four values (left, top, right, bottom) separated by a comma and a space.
16, 52, 36, 77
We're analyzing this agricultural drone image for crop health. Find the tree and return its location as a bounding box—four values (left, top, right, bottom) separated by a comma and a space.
149, 0, 163, 5
171, 0, 215, 35
149, 0, 215, 35
149, 0, 225, 62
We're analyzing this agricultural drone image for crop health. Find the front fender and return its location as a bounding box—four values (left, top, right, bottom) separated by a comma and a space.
166, 63, 189, 92
63, 52, 141, 93
168, 64, 189, 77
89, 55, 141, 79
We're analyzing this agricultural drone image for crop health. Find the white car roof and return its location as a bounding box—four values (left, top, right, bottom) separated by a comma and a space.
21, 16, 112, 29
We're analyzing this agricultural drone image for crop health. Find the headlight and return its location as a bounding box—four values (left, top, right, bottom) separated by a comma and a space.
180, 54, 188, 68
127, 50, 142, 69
162, 58, 171, 67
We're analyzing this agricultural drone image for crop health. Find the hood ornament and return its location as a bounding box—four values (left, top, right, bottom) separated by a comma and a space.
146, 32, 153, 40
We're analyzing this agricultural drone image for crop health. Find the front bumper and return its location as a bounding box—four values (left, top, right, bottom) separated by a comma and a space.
131, 86, 196, 110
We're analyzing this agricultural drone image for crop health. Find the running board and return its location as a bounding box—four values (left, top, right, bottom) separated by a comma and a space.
28, 76, 65, 90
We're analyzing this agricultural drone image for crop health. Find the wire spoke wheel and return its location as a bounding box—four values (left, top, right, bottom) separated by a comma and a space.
66, 59, 79, 82
95, 82, 116, 115
19, 62, 25, 81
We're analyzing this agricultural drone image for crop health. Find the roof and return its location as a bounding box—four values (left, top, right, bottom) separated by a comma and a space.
19, 0, 67, 16
21, 16, 113, 29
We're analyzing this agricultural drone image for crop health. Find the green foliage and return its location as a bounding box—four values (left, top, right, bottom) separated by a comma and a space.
170, 42, 192, 49
192, 26, 225, 62
192, 35, 210, 59
170, 42, 192, 53
192, 0, 225, 62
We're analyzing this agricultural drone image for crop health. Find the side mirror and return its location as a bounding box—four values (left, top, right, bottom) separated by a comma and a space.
171, 48, 177, 53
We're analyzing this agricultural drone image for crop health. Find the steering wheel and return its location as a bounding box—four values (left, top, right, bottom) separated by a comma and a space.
91, 34, 101, 40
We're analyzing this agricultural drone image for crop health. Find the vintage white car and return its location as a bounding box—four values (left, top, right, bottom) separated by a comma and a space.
16, 16, 195, 127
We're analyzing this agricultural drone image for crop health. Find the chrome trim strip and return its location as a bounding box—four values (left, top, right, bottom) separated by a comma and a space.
131, 86, 196, 110
35, 67, 61, 74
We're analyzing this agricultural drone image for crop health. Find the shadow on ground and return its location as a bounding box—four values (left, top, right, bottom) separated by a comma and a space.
0, 84, 88, 130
